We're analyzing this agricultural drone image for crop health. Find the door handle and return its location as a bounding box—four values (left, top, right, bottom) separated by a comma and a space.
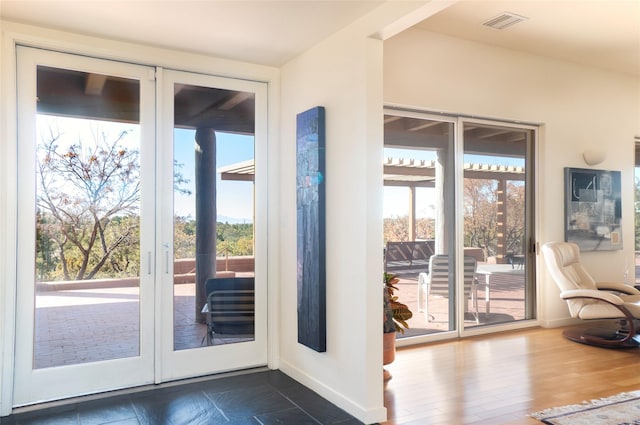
163, 243, 170, 274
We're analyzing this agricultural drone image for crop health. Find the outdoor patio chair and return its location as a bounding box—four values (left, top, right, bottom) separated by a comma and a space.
418, 255, 479, 324
203, 277, 255, 345
542, 241, 640, 348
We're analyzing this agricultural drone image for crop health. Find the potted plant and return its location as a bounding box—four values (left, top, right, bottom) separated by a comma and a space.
383, 272, 412, 379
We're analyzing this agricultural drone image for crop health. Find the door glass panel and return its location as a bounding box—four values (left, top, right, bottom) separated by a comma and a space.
384, 113, 536, 341
635, 140, 640, 285
383, 114, 457, 336
173, 84, 255, 350
462, 122, 534, 330
34, 66, 141, 368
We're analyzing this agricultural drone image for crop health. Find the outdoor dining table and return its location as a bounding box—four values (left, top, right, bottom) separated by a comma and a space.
475, 263, 525, 314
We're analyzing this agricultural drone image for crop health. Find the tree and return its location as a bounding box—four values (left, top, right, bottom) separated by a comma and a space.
415, 217, 435, 241
216, 222, 254, 256
216, 240, 234, 271
173, 216, 197, 259
505, 181, 526, 254
464, 178, 498, 255
383, 215, 409, 243
36, 125, 141, 280
463, 178, 526, 257
35, 211, 58, 280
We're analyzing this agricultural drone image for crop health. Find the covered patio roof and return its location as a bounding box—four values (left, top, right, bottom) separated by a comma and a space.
37, 66, 255, 133
218, 157, 525, 184
219, 157, 524, 260
383, 157, 525, 187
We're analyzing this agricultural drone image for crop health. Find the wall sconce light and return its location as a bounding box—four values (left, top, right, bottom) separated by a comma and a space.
583, 149, 606, 166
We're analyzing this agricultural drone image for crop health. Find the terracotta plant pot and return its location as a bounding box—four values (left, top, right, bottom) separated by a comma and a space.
383, 332, 396, 365
383, 331, 396, 380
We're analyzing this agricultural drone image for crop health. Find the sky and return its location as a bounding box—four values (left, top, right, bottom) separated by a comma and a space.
384, 148, 436, 218
37, 115, 255, 223
383, 147, 526, 218
173, 128, 254, 222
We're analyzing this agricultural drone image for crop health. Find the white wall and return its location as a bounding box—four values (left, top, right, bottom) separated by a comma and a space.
277, 3, 441, 423
0, 17, 6, 417
278, 2, 448, 423
278, 21, 386, 425
384, 28, 640, 326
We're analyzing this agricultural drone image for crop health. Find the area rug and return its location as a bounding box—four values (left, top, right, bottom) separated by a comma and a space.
530, 390, 640, 424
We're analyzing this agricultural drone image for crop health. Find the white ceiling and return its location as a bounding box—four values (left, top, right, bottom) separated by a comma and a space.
1, 1, 639, 75
0, 1, 384, 66
415, 0, 640, 77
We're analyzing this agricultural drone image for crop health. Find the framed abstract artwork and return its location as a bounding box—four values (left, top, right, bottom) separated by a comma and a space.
564, 167, 622, 251
296, 106, 326, 352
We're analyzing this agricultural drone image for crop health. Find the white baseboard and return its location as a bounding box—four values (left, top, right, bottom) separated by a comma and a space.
278, 359, 387, 424
540, 317, 581, 328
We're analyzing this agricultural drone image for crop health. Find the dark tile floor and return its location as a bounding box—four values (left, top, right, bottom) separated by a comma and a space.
2, 370, 365, 425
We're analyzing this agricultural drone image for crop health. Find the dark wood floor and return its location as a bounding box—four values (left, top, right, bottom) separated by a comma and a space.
383, 324, 640, 424
3, 370, 363, 425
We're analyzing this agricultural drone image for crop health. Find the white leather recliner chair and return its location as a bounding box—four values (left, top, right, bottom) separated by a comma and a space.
542, 241, 640, 348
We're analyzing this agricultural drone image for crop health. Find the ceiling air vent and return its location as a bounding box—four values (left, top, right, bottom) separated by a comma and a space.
483, 12, 528, 30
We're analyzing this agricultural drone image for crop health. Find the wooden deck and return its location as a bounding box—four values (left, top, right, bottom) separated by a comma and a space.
391, 267, 526, 338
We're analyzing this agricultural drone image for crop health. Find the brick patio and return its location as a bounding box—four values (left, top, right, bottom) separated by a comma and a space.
33, 270, 527, 369
34, 283, 240, 369
32, 257, 640, 368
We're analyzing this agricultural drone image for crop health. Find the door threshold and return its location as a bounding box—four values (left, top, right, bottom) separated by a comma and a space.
8, 366, 270, 417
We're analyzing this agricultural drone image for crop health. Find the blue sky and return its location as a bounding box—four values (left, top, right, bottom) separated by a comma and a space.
173, 129, 254, 222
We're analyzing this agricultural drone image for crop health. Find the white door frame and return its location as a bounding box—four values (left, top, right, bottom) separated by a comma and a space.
156, 68, 268, 382
12, 46, 158, 406
384, 107, 540, 348
8, 47, 269, 409
1, 25, 280, 417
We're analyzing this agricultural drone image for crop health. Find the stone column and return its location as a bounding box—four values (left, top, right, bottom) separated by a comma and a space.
434, 149, 451, 254
195, 128, 217, 323
408, 185, 416, 241
496, 178, 507, 263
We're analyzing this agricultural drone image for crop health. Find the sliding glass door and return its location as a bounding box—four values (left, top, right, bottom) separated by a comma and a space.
461, 119, 536, 331
383, 109, 536, 342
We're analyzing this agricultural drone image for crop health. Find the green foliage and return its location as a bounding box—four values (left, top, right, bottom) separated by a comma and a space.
35, 212, 58, 281
173, 216, 197, 259
39, 212, 255, 281
216, 222, 254, 256
383, 272, 412, 334
171, 219, 254, 265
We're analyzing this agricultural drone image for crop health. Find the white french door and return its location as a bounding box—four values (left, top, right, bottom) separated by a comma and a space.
14, 47, 157, 405
157, 69, 268, 381
13, 47, 267, 407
